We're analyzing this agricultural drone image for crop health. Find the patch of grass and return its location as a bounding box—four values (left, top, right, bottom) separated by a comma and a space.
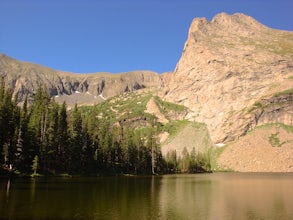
268, 131, 288, 148
153, 96, 186, 119
114, 92, 152, 115
154, 96, 186, 110
238, 32, 293, 56
257, 123, 293, 133
81, 91, 154, 121
274, 88, 293, 97
260, 43, 293, 55
211, 145, 229, 171
281, 124, 293, 133
248, 88, 292, 113
248, 101, 265, 113
269, 132, 281, 147
254, 101, 263, 108
80, 91, 191, 135
161, 120, 190, 140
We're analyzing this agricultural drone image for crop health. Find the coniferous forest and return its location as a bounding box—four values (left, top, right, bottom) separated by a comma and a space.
0, 78, 167, 176
0, 79, 212, 176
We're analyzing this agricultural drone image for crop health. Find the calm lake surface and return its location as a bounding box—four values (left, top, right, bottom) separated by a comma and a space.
1, 173, 293, 220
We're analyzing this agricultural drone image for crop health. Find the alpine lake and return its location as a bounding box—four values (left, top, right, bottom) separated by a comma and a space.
1, 173, 293, 220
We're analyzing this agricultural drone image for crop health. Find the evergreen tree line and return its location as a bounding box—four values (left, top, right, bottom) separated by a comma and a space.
0, 80, 166, 175
0, 79, 212, 176
165, 147, 212, 173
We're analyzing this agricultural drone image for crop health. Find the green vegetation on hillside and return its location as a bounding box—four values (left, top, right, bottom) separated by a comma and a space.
256, 123, 293, 147
162, 121, 214, 173
165, 147, 213, 173
239, 32, 293, 55
254, 123, 293, 133
153, 96, 186, 118
0, 80, 212, 176
248, 88, 292, 114
274, 88, 293, 97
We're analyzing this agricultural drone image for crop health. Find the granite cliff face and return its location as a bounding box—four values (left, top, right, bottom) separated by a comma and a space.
0, 54, 162, 106
163, 13, 293, 143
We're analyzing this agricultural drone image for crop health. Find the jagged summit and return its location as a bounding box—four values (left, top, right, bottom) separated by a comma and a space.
0, 53, 162, 106
211, 12, 265, 28
164, 12, 293, 142
189, 12, 267, 33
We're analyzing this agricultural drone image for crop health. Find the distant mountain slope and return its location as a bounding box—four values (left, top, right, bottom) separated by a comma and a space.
162, 12, 293, 143
0, 53, 162, 106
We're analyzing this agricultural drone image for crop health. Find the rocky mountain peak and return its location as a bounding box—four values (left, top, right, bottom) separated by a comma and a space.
211, 12, 265, 29
0, 54, 162, 106
187, 13, 265, 43
164, 12, 293, 143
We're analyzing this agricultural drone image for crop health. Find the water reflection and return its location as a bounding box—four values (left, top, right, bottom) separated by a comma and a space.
0, 173, 293, 219
159, 173, 293, 220
6, 179, 10, 198
159, 174, 215, 219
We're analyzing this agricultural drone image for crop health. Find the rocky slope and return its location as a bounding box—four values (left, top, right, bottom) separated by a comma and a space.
0, 53, 162, 106
163, 12, 293, 143
218, 124, 293, 172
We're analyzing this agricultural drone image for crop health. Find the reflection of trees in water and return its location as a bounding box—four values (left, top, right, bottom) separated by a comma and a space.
158, 174, 214, 219
1, 174, 293, 219
91, 176, 163, 219
0, 179, 10, 201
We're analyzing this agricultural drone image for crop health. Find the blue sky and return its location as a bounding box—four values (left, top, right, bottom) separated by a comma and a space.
0, 0, 292, 74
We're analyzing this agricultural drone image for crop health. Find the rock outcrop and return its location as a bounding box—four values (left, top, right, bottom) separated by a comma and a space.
163, 12, 293, 143
0, 53, 162, 106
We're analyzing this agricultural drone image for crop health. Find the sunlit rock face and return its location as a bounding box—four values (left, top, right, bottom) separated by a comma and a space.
163, 12, 293, 143
0, 53, 162, 106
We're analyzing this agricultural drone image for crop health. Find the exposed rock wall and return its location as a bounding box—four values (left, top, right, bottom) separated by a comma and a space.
163, 13, 293, 143
0, 53, 162, 105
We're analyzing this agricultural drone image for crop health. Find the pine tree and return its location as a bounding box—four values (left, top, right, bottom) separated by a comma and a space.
45, 101, 59, 173
14, 125, 24, 168
11, 95, 30, 172
68, 104, 83, 173
0, 87, 20, 168
57, 102, 68, 172
0, 79, 6, 163
148, 119, 158, 175
27, 86, 51, 173
80, 122, 93, 173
